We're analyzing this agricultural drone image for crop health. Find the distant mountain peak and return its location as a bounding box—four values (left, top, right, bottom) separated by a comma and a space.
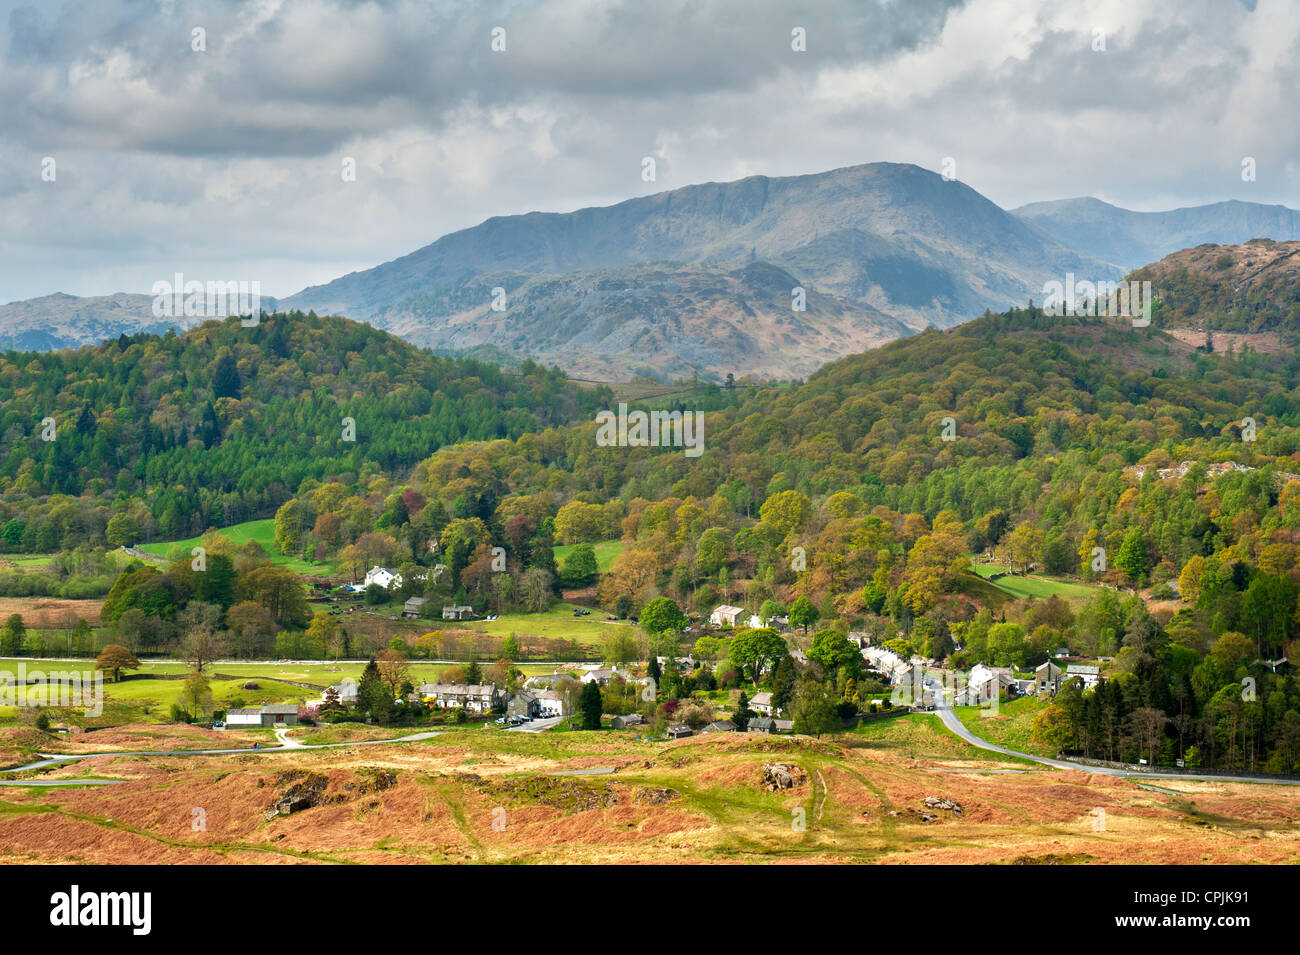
4, 160, 1300, 378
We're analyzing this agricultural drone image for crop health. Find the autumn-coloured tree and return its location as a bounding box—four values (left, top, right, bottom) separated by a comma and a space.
375, 648, 411, 697
95, 644, 140, 683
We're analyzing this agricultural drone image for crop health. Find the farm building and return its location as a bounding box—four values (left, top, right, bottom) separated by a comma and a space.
225, 704, 299, 727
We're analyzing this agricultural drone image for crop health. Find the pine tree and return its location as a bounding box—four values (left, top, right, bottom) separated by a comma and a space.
732, 690, 753, 731
357, 657, 387, 720
580, 680, 603, 730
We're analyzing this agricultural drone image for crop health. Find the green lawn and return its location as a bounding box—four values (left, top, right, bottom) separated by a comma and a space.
850, 712, 1035, 764
552, 539, 625, 574
968, 561, 1102, 604
953, 696, 1052, 756
456, 603, 632, 648
138, 519, 336, 576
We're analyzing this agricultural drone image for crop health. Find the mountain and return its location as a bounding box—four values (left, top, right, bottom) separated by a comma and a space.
1012, 197, 1300, 272
0, 293, 198, 351
379, 261, 912, 380
280, 162, 1113, 378
8, 162, 1300, 378
1128, 238, 1300, 334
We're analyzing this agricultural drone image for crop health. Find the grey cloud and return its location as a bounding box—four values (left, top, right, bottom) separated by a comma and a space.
0, 0, 1296, 303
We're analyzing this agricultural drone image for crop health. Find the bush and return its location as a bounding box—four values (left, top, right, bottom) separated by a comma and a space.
169, 703, 192, 723
34, 712, 50, 732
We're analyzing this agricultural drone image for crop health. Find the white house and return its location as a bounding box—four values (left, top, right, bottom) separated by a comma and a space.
863, 645, 910, 684
1066, 663, 1101, 689
749, 691, 775, 715
363, 566, 403, 590
509, 689, 566, 718
580, 667, 635, 686
709, 605, 746, 627
417, 683, 505, 713
960, 665, 1015, 705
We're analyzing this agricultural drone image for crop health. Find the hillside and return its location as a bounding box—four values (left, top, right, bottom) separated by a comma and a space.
0, 293, 226, 351
1129, 239, 1300, 334
1012, 197, 1300, 272
0, 313, 607, 544
383, 261, 911, 380
4, 721, 1298, 865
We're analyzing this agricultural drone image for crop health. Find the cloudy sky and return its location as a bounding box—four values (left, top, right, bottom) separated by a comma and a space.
0, 0, 1294, 303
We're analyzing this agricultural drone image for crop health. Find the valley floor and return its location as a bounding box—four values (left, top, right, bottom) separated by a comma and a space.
1, 716, 1297, 864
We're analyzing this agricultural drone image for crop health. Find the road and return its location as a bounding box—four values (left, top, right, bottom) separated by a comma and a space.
0, 730, 441, 775
504, 716, 563, 733
924, 675, 1300, 786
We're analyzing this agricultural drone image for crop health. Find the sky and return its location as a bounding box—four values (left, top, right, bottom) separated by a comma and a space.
1, 0, 1295, 303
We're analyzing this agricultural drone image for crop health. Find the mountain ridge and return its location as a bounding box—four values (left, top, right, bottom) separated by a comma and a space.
7, 161, 1300, 378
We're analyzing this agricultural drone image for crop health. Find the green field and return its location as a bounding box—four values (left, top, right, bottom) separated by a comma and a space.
953, 696, 1052, 756
967, 561, 1102, 604
458, 603, 632, 647
138, 519, 337, 576
851, 712, 1035, 764
552, 539, 625, 574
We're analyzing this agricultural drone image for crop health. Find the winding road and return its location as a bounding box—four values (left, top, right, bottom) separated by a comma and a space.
925, 675, 1300, 787
0, 730, 442, 777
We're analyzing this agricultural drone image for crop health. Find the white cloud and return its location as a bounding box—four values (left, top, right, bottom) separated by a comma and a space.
0, 0, 1295, 301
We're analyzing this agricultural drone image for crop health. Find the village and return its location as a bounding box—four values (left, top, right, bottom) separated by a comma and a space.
218, 566, 1114, 746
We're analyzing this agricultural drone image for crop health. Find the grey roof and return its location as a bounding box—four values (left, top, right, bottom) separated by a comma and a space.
418, 683, 497, 695
701, 720, 736, 733
261, 704, 299, 714
227, 708, 260, 716
747, 716, 776, 731
1068, 664, 1101, 675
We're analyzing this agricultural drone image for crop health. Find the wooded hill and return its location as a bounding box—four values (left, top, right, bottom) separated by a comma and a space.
0, 312, 609, 546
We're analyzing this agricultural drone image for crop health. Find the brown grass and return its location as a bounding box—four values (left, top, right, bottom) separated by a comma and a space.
0, 597, 103, 628
4, 725, 1300, 864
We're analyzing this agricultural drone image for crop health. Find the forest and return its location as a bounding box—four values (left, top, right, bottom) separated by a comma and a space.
0, 312, 610, 546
